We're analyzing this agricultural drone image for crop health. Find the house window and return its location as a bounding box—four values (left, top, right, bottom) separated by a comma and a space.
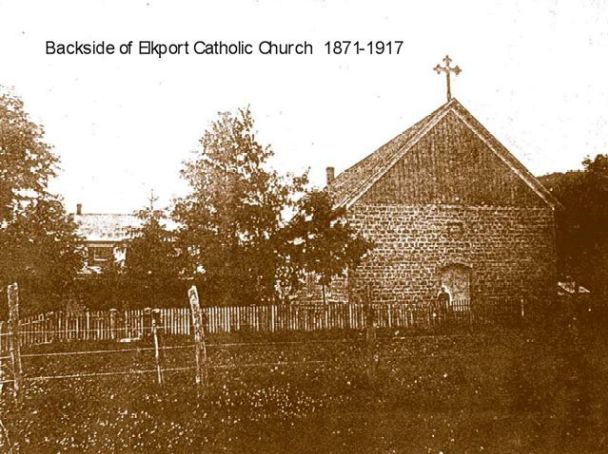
89, 246, 114, 263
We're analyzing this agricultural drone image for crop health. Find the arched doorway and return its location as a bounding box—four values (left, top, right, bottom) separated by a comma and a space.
439, 264, 471, 312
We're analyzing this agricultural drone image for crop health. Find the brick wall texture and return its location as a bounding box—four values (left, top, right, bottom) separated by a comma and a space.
345, 204, 556, 306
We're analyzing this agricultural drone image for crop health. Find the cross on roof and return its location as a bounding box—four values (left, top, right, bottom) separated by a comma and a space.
148, 189, 158, 211
434, 55, 461, 102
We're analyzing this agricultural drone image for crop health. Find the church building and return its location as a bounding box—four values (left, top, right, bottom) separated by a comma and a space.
324, 96, 560, 311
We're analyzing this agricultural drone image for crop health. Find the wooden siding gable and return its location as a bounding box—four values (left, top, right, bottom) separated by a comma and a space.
328, 99, 560, 209
360, 111, 545, 206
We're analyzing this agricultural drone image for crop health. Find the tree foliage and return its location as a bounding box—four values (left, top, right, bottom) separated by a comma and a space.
0, 91, 82, 313
540, 154, 608, 298
283, 190, 373, 303
173, 107, 307, 306
0, 92, 58, 223
122, 204, 183, 308
1, 197, 82, 307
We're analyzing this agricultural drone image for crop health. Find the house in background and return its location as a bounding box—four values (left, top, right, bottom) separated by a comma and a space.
72, 203, 141, 274
325, 97, 561, 310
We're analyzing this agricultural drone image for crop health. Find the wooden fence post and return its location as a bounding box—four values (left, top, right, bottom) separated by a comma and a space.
151, 309, 164, 385
468, 301, 473, 328
188, 286, 208, 387
7, 283, 23, 401
109, 308, 118, 340
143, 307, 152, 340
85, 310, 91, 341
365, 302, 378, 385
364, 284, 377, 385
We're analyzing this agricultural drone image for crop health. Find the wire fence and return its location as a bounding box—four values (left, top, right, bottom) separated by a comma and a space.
0, 327, 497, 389
0, 336, 359, 386
0, 284, 523, 398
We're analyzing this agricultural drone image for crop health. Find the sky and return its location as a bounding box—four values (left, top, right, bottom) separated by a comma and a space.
0, 0, 607, 213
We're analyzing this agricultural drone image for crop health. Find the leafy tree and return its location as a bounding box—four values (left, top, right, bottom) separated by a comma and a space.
540, 154, 608, 298
173, 108, 307, 306
283, 190, 373, 304
122, 201, 183, 308
1, 197, 82, 311
0, 90, 82, 313
0, 92, 57, 223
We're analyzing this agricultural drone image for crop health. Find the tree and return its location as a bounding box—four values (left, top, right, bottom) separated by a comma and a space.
540, 154, 608, 299
1, 197, 82, 310
173, 107, 307, 306
122, 200, 183, 308
0, 92, 57, 223
283, 190, 373, 304
0, 90, 82, 313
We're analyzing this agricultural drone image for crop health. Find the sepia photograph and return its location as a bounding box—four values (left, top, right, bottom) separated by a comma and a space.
0, 0, 607, 452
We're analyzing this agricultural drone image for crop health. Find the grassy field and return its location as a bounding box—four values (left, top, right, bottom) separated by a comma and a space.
0, 319, 607, 453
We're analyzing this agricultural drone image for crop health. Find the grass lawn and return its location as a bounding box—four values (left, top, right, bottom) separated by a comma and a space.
0, 321, 607, 453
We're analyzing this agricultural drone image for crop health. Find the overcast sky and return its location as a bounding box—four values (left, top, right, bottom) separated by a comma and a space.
0, 0, 607, 213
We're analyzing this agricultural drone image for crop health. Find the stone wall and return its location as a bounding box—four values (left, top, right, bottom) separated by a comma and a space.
342, 203, 557, 307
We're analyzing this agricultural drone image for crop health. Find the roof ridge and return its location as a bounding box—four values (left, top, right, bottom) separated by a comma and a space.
327, 98, 561, 209
333, 100, 453, 178
447, 101, 561, 209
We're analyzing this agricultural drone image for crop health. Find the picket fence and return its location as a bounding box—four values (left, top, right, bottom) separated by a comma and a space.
0, 299, 475, 352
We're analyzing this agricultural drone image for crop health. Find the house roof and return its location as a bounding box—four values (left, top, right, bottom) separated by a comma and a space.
74, 213, 142, 243
74, 212, 179, 243
327, 98, 561, 209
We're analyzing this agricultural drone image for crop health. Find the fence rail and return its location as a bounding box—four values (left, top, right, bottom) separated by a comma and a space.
0, 298, 517, 352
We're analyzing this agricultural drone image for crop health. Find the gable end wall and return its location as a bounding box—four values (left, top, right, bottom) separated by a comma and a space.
359, 112, 547, 207
345, 203, 557, 307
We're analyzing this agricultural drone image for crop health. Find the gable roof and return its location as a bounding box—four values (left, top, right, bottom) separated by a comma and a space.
74, 213, 141, 243
74, 213, 178, 243
327, 98, 561, 209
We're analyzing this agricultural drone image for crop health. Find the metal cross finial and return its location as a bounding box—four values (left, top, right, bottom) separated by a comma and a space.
434, 55, 461, 101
